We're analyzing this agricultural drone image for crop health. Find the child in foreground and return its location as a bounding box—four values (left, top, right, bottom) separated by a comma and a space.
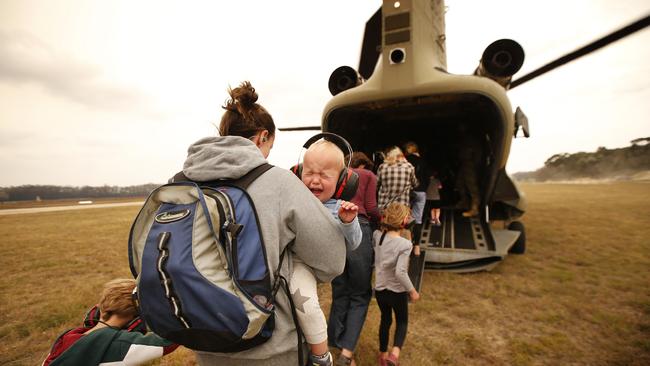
42, 279, 177, 366
295, 139, 362, 366
374, 202, 420, 366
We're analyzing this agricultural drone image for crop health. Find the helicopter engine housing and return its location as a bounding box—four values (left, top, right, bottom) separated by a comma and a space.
475, 39, 525, 89
328, 66, 364, 96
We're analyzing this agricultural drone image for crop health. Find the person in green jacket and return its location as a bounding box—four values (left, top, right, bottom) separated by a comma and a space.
42, 279, 177, 366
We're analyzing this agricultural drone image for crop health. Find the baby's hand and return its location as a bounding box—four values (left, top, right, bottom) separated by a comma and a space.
338, 201, 359, 223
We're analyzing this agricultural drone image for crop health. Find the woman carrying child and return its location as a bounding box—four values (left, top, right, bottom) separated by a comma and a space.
175, 82, 346, 366
373, 202, 420, 366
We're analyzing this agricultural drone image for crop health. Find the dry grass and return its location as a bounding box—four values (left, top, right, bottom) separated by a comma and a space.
1, 183, 649, 365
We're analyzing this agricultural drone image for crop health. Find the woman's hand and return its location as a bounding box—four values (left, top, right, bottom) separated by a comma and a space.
338, 201, 359, 223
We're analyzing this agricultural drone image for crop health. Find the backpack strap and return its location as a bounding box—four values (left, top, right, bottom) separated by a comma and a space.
170, 171, 188, 183
170, 163, 273, 189
272, 244, 305, 366
229, 163, 273, 190
278, 274, 305, 366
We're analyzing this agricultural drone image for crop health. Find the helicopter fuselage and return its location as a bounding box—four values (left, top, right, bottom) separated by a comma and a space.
321, 0, 526, 273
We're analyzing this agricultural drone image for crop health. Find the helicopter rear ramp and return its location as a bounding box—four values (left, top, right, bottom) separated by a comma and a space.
419, 209, 520, 273
408, 251, 427, 292
408, 208, 514, 290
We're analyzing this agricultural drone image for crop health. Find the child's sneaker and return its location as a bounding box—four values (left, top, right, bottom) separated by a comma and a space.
378, 355, 388, 366
309, 351, 333, 366
386, 353, 399, 366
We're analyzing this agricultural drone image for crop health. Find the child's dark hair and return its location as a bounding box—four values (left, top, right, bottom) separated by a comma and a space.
219, 81, 275, 139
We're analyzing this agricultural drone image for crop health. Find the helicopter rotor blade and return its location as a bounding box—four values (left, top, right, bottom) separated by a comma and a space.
358, 7, 382, 80
278, 126, 321, 132
510, 14, 650, 89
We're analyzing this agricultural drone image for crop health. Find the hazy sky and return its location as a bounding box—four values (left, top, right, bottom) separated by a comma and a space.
1, 0, 649, 186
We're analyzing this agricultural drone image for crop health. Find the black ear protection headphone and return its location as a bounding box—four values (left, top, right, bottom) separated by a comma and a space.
291, 132, 359, 201
82, 304, 147, 334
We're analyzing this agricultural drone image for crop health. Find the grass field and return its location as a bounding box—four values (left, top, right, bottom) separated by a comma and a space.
1, 183, 649, 365
0, 196, 145, 210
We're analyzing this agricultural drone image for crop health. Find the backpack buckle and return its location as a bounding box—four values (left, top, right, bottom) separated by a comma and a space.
223, 221, 244, 237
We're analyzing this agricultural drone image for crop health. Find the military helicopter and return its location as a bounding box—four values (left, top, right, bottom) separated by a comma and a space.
281, 0, 650, 280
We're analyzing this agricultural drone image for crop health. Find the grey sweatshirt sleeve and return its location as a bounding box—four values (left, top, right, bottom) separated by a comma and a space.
280, 173, 346, 283
339, 216, 362, 252
395, 243, 414, 292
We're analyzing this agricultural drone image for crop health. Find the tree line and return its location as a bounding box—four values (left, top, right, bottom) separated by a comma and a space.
0, 184, 160, 202
513, 138, 650, 181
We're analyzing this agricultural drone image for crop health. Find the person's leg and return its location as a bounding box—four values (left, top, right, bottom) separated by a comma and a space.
375, 290, 393, 358
410, 192, 426, 225
412, 243, 420, 256
399, 228, 417, 255
411, 194, 425, 253
289, 260, 330, 362
391, 292, 409, 351
328, 269, 351, 349
338, 221, 373, 353
383, 292, 409, 365
411, 222, 422, 249
463, 168, 480, 217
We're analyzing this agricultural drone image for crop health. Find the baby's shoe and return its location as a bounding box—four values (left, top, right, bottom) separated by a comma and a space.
309, 351, 333, 366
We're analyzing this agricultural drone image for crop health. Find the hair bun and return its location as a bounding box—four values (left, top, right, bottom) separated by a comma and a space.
231, 81, 258, 107
224, 81, 258, 118
219, 80, 275, 138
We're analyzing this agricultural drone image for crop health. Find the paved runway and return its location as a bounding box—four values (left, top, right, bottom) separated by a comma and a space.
0, 201, 143, 216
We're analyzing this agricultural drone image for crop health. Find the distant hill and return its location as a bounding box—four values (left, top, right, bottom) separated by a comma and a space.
0, 183, 161, 202
513, 137, 650, 182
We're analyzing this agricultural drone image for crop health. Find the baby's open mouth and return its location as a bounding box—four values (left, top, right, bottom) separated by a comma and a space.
310, 188, 323, 196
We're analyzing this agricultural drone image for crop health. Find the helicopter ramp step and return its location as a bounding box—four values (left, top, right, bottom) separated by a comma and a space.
418, 209, 495, 251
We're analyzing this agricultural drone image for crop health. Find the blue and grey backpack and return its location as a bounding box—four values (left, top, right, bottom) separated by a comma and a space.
128, 163, 294, 353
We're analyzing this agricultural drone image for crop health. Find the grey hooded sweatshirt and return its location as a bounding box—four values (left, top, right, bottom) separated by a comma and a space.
177, 136, 346, 366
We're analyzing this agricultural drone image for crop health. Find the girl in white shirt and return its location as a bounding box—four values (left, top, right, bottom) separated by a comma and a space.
373, 202, 420, 366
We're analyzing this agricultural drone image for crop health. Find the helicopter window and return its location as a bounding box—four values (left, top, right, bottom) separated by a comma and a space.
385, 30, 410, 45
385, 12, 410, 31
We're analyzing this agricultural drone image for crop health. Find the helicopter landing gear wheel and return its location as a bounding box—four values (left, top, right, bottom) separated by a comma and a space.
508, 221, 526, 254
